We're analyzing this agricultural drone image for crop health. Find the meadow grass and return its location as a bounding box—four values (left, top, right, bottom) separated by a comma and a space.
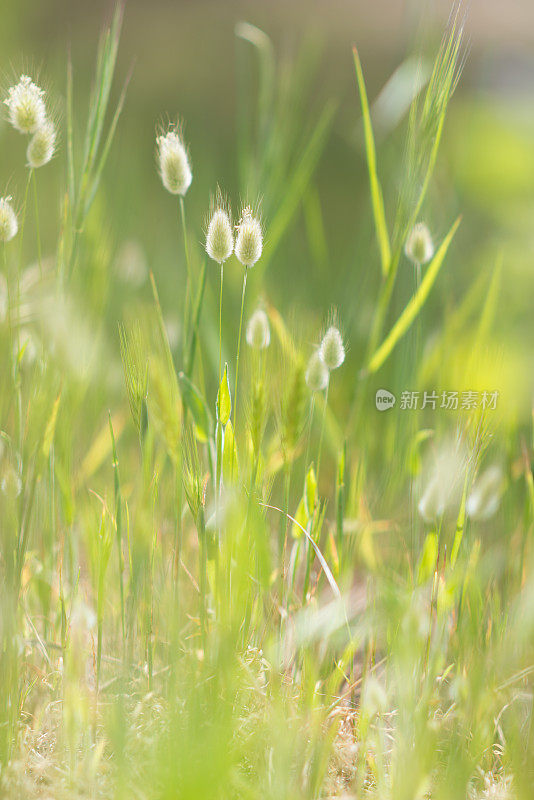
0, 4, 533, 799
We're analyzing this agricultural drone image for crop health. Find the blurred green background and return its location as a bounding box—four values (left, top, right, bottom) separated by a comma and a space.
1, 0, 533, 436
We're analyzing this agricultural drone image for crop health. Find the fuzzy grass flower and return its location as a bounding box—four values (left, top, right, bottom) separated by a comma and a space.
4, 74, 47, 134
306, 350, 329, 392
404, 222, 434, 265
246, 308, 270, 350
27, 119, 57, 168
1, 463, 22, 499
232, 204, 263, 430
156, 126, 192, 196
466, 465, 504, 521
418, 437, 466, 523
235, 206, 262, 268
319, 326, 345, 370
0, 197, 18, 242
206, 193, 233, 264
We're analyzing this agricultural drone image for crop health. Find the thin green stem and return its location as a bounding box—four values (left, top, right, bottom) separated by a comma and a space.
32, 170, 43, 280
347, 244, 402, 439
198, 508, 207, 651
179, 196, 193, 363
281, 459, 292, 559
218, 262, 224, 386
316, 383, 329, 486
411, 261, 422, 557
233, 269, 248, 434
303, 395, 316, 478
4, 245, 13, 374
14, 172, 32, 466
413, 260, 422, 367
185, 259, 207, 378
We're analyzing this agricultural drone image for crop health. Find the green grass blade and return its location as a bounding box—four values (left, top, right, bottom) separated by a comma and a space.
474, 253, 502, 346
185, 259, 207, 379
451, 471, 468, 569
177, 372, 213, 443
353, 46, 391, 276
258, 100, 336, 278
367, 215, 461, 374
260, 501, 342, 600
84, 64, 132, 220
66, 51, 75, 205
149, 271, 179, 392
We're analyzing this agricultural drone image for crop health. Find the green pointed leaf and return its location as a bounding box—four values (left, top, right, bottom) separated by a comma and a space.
217, 363, 231, 427
258, 101, 337, 280
367, 216, 461, 374
42, 391, 62, 460
292, 496, 308, 540
177, 371, 213, 442
451, 472, 469, 569
223, 419, 238, 483
305, 464, 317, 517
353, 46, 391, 276
416, 532, 438, 585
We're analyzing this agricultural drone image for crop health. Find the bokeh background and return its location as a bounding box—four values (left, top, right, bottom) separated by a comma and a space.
1, 0, 533, 446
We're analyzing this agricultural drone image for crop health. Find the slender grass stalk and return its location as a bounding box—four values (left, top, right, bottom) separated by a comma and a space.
185, 259, 207, 378
218, 263, 224, 385
32, 171, 43, 280
175, 459, 184, 589
249, 351, 265, 494
197, 505, 207, 650
66, 51, 75, 208
179, 196, 193, 365
316, 384, 329, 487
335, 442, 346, 554
3, 244, 13, 374
109, 414, 125, 652
15, 172, 33, 459
352, 47, 391, 277
232, 269, 248, 434
46, 446, 56, 642
303, 395, 316, 478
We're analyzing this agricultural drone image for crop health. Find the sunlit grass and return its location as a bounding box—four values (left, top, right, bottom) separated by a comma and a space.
0, 4, 533, 800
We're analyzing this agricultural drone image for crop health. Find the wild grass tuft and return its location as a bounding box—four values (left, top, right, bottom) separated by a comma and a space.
0, 4, 533, 800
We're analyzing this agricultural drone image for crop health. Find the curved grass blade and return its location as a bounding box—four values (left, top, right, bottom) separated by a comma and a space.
451, 471, 468, 568
177, 372, 213, 443
259, 500, 341, 599
258, 100, 336, 279
353, 46, 391, 277
367, 215, 461, 374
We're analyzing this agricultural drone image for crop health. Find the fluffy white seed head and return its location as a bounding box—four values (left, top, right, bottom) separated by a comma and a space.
404, 222, 434, 265
319, 326, 345, 370
478, 774, 512, 800
306, 350, 329, 392
466, 465, 504, 521
417, 476, 445, 523
4, 75, 47, 134
27, 119, 56, 168
246, 308, 270, 350
0, 197, 18, 242
206, 207, 233, 264
235, 206, 262, 268
1, 465, 22, 499
157, 129, 192, 196
418, 438, 466, 523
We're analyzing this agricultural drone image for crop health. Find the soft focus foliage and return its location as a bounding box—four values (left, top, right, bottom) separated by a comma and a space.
0, 3, 533, 799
